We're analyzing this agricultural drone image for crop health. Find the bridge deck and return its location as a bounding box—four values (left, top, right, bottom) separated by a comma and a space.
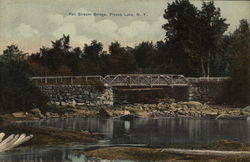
31, 74, 228, 87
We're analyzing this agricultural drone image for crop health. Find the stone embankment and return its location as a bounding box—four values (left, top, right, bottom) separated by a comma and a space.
39, 85, 113, 106
5, 101, 250, 121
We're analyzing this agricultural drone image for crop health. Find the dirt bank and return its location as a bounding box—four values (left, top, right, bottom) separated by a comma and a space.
0, 123, 101, 147
82, 141, 250, 161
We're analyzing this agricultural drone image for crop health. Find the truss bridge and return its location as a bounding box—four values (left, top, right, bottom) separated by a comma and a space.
101, 74, 189, 87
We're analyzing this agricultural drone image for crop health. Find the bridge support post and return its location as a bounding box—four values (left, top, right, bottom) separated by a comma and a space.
188, 86, 195, 101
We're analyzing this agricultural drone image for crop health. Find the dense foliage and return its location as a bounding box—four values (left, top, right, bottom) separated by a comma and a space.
0, 45, 47, 112
227, 20, 249, 104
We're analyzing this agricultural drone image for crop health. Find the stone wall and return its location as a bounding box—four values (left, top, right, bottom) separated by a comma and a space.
188, 80, 227, 103
38, 85, 113, 106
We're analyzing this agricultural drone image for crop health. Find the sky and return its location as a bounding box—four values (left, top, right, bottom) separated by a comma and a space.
0, 0, 249, 53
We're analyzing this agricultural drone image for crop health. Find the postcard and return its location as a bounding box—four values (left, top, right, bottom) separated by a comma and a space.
0, 0, 249, 161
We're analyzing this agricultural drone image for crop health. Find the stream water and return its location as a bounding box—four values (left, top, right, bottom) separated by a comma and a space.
0, 117, 249, 161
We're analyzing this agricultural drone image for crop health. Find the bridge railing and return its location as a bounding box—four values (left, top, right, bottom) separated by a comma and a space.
31, 75, 229, 87
187, 77, 229, 83
31, 76, 103, 85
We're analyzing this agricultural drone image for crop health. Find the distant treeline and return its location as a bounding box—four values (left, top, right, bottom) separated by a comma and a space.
23, 0, 246, 78
0, 0, 249, 110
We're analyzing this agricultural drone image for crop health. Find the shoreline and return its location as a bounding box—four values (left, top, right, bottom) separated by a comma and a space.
2, 101, 250, 122
0, 124, 102, 147
81, 140, 250, 161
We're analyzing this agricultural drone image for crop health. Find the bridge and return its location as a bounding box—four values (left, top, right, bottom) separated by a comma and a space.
31, 74, 228, 87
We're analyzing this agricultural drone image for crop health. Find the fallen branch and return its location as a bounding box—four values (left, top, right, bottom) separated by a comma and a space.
0, 132, 33, 152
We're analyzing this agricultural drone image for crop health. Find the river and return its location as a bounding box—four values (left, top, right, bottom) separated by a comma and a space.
0, 117, 249, 161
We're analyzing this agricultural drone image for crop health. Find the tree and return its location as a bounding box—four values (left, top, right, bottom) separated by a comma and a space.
1, 45, 27, 69
162, 0, 200, 76
163, 0, 198, 42
107, 41, 136, 74
133, 41, 156, 72
211, 35, 232, 76
228, 19, 250, 104
79, 40, 104, 75
154, 41, 179, 74
0, 45, 47, 112
197, 1, 228, 77
162, 0, 228, 77
83, 40, 103, 60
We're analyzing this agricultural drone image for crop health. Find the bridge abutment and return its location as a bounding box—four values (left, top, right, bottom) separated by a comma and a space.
38, 85, 113, 106
188, 79, 228, 103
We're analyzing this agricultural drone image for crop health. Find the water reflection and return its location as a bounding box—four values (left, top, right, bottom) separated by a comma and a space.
0, 146, 87, 162
2, 117, 249, 162
19, 117, 250, 145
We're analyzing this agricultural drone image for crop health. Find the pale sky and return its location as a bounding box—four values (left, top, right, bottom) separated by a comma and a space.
0, 0, 249, 53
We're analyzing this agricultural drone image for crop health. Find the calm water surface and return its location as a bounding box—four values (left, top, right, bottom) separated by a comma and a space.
0, 117, 249, 162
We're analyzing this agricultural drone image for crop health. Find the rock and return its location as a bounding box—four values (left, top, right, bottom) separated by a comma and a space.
12, 112, 26, 118
29, 108, 45, 119
72, 109, 86, 114
60, 102, 67, 106
63, 113, 69, 117
170, 103, 177, 109
204, 112, 218, 118
76, 103, 85, 106
181, 101, 203, 109
124, 110, 130, 115
157, 102, 164, 108
45, 112, 52, 118
135, 111, 150, 118
53, 113, 59, 118
99, 107, 113, 118
29, 108, 41, 115
242, 106, 250, 113
71, 100, 76, 107
241, 110, 250, 116
216, 114, 247, 120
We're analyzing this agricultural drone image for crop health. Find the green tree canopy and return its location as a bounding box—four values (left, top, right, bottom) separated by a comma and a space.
107, 41, 136, 74
162, 0, 228, 77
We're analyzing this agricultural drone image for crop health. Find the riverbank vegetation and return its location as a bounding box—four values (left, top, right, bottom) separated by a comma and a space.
0, 0, 249, 112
